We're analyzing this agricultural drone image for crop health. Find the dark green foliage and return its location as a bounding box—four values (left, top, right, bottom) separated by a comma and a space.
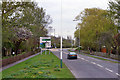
74, 8, 117, 56
2, 1, 52, 56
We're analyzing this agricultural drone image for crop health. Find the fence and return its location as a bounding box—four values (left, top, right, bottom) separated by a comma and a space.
1, 51, 35, 67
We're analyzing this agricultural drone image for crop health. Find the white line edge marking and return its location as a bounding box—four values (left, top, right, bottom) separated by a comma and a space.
105, 68, 113, 72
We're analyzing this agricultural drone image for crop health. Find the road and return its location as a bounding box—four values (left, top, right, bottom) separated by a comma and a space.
50, 49, 120, 79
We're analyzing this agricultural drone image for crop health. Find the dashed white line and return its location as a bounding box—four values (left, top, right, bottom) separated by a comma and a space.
85, 59, 89, 62
81, 58, 85, 60
77, 56, 80, 58
91, 62, 96, 64
68, 55, 118, 77
116, 73, 120, 76
96, 64, 103, 68
105, 68, 113, 72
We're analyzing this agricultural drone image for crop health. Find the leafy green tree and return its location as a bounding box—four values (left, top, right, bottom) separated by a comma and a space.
108, 0, 120, 30
11, 27, 33, 54
108, 0, 120, 56
74, 8, 117, 54
2, 1, 52, 56
99, 31, 114, 57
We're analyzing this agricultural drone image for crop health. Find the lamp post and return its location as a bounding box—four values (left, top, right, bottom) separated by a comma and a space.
78, 26, 80, 53
60, 0, 63, 68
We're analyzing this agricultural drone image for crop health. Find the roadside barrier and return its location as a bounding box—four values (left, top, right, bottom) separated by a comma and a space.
2, 52, 35, 67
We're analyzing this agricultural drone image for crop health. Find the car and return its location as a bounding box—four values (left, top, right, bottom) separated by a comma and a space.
67, 52, 77, 59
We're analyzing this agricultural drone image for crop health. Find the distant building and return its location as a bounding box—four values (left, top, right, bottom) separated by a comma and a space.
40, 37, 51, 48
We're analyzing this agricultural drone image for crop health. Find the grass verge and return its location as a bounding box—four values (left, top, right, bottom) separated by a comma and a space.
2, 51, 75, 78
75, 51, 120, 63
88, 55, 120, 63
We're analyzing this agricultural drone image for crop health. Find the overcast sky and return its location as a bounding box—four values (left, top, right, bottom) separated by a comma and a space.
35, 0, 109, 39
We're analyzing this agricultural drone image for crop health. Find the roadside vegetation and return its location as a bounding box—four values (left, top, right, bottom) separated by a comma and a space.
74, 0, 120, 58
1, 0, 74, 59
2, 1, 52, 58
2, 51, 75, 78
80, 52, 120, 63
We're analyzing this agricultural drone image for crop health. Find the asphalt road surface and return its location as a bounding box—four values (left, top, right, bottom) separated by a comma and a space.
50, 49, 120, 79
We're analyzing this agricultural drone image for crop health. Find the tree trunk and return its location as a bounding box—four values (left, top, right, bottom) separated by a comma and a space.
106, 46, 110, 58
116, 46, 119, 60
15, 41, 22, 55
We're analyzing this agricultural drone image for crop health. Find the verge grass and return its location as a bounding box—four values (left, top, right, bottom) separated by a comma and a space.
76, 51, 120, 63
2, 51, 75, 78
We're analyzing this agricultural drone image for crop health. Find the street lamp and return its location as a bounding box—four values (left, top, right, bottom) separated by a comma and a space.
60, 0, 63, 68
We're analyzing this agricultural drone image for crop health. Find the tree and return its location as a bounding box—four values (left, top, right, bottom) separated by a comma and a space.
2, 1, 36, 52
108, 0, 120, 32
99, 31, 114, 57
2, 1, 52, 56
10, 27, 33, 54
108, 0, 120, 56
74, 8, 117, 53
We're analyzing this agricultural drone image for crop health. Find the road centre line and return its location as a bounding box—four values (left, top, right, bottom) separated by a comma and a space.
81, 58, 85, 60
96, 64, 103, 68
105, 68, 113, 72
65, 51, 120, 77
77, 56, 80, 58
91, 62, 96, 64
116, 73, 120, 76
64, 50, 119, 76
84, 59, 89, 62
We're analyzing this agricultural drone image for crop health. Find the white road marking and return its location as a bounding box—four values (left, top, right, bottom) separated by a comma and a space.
105, 68, 113, 72
96, 64, 103, 68
63, 52, 119, 76
116, 73, 120, 76
77, 56, 80, 58
84, 59, 89, 62
91, 62, 96, 64
81, 58, 85, 60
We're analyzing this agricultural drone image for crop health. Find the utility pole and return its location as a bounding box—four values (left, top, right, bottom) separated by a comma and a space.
79, 26, 80, 53
73, 20, 80, 53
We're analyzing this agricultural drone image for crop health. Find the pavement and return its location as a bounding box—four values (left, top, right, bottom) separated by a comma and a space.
50, 49, 120, 79
1, 52, 41, 72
